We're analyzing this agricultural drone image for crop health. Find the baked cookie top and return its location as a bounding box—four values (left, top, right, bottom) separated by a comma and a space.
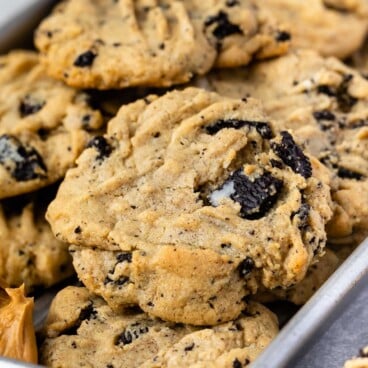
205, 50, 368, 245
0, 50, 103, 199
257, 0, 368, 58
0, 187, 73, 292
47, 88, 332, 324
34, 0, 289, 89
40, 286, 278, 368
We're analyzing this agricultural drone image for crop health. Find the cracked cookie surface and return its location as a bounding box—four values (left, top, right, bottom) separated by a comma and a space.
204, 50, 368, 245
0, 50, 103, 199
34, 0, 289, 89
47, 88, 332, 325
40, 286, 278, 368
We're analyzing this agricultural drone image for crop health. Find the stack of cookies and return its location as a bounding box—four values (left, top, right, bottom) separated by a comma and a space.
1, 0, 367, 367
0, 50, 105, 292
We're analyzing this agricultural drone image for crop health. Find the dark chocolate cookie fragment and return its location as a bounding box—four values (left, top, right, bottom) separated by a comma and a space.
103, 275, 129, 286
313, 110, 336, 121
73, 50, 97, 67
317, 75, 358, 112
116, 252, 132, 263
291, 202, 310, 230
232, 358, 242, 368
275, 31, 291, 42
226, 0, 239, 7
337, 167, 364, 180
211, 170, 283, 220
336, 74, 358, 112
238, 257, 255, 278
62, 302, 97, 336
317, 84, 336, 97
205, 119, 273, 138
0, 134, 47, 181
86, 136, 112, 160
204, 11, 243, 39
271, 131, 312, 178
19, 95, 45, 117
114, 323, 149, 346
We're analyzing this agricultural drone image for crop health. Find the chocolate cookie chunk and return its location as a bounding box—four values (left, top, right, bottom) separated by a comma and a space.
47, 88, 332, 325
0, 50, 103, 199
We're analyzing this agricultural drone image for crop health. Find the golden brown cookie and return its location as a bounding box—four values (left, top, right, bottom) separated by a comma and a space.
34, 0, 289, 89
47, 88, 332, 325
40, 286, 278, 368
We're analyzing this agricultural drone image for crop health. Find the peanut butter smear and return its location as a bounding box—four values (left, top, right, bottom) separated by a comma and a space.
0, 283, 37, 364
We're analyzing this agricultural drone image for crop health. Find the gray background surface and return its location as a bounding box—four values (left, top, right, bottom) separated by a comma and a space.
296, 284, 368, 367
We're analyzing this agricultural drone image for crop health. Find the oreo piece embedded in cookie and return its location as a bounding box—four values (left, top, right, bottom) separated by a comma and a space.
0, 135, 47, 181
271, 131, 312, 178
210, 170, 283, 220
206, 119, 273, 138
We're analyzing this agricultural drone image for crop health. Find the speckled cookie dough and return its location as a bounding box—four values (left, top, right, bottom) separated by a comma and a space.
34, 0, 289, 89
47, 88, 332, 325
40, 286, 278, 368
204, 50, 368, 245
0, 188, 73, 292
254, 249, 340, 305
0, 50, 103, 199
344, 346, 368, 368
257, 0, 368, 59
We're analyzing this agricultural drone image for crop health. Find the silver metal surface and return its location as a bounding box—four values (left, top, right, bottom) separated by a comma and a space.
0, 357, 40, 368
0, 0, 57, 53
253, 238, 368, 368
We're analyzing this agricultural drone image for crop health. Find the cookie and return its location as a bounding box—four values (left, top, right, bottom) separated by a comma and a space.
344, 346, 368, 368
254, 249, 340, 305
40, 286, 278, 368
0, 50, 103, 199
0, 187, 73, 292
204, 50, 368, 245
47, 88, 332, 325
34, 0, 289, 89
257, 0, 368, 58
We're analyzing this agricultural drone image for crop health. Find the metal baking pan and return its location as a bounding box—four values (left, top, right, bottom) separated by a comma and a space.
0, 2, 367, 367
253, 238, 368, 368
